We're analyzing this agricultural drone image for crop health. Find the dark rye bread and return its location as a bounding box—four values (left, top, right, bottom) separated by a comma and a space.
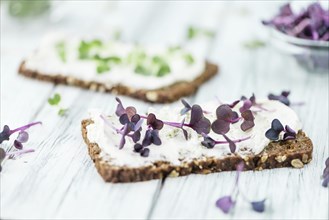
18, 61, 218, 103
81, 119, 313, 183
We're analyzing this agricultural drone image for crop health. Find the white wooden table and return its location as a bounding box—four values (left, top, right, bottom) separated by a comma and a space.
1, 1, 328, 219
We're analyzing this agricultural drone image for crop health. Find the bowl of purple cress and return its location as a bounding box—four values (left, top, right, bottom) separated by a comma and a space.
263, 2, 329, 72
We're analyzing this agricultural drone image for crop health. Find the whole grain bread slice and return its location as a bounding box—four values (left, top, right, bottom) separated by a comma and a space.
81, 119, 313, 183
18, 61, 218, 103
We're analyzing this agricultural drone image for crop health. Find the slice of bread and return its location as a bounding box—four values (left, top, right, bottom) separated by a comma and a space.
81, 119, 313, 183
18, 61, 218, 103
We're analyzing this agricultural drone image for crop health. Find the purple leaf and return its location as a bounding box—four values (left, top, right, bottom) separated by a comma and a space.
189, 105, 211, 134
131, 131, 141, 143
119, 124, 129, 149
326, 157, 329, 167
115, 97, 125, 116
211, 119, 230, 134
251, 199, 266, 212
134, 143, 143, 152
228, 100, 240, 108
285, 125, 296, 135
140, 148, 150, 157
271, 119, 284, 132
265, 128, 280, 141
201, 134, 216, 149
142, 130, 151, 147
142, 129, 162, 146
216, 105, 234, 121
268, 91, 290, 106
241, 120, 255, 132
151, 130, 162, 145
14, 140, 23, 150
241, 110, 255, 131
119, 114, 129, 125
16, 131, 29, 143
239, 100, 252, 113
216, 196, 235, 214
0, 125, 11, 144
223, 134, 237, 153
180, 99, 192, 115
147, 113, 164, 130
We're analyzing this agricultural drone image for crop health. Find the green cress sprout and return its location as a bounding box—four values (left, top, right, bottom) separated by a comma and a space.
48, 93, 68, 116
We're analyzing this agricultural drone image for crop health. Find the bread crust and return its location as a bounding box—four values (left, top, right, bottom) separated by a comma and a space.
18, 61, 218, 103
81, 119, 313, 183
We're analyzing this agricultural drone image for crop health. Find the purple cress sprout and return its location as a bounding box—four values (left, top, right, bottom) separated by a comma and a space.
0, 122, 42, 147
265, 119, 296, 141
211, 105, 240, 135
263, 3, 329, 41
201, 133, 250, 153
216, 162, 266, 214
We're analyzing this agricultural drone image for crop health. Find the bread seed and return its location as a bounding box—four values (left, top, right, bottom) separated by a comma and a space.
275, 155, 287, 163
169, 170, 179, 177
302, 154, 308, 163
146, 92, 158, 102
261, 155, 268, 163
291, 159, 304, 168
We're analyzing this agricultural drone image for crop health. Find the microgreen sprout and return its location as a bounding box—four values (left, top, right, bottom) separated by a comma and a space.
201, 133, 250, 153
268, 90, 305, 107
183, 53, 195, 65
216, 162, 266, 214
187, 26, 215, 40
268, 90, 291, 106
0, 121, 41, 172
163, 105, 211, 138
55, 41, 66, 62
265, 119, 296, 141
243, 39, 266, 49
48, 93, 68, 116
322, 157, 329, 187
211, 105, 240, 135
78, 39, 102, 60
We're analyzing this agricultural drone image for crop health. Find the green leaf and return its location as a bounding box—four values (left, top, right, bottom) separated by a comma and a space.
55, 41, 66, 62
168, 45, 182, 53
48, 93, 61, 106
243, 39, 266, 49
58, 108, 68, 116
78, 39, 103, 59
187, 26, 215, 40
157, 64, 171, 77
183, 53, 194, 65
96, 61, 110, 74
187, 26, 197, 40
134, 64, 150, 76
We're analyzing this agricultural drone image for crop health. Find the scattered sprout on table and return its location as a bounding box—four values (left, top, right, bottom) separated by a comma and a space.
48, 93, 68, 116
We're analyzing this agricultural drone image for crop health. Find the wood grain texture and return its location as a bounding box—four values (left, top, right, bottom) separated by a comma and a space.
1, 1, 328, 220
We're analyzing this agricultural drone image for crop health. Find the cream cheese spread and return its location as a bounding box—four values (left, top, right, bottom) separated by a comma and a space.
86, 99, 302, 168
24, 33, 206, 90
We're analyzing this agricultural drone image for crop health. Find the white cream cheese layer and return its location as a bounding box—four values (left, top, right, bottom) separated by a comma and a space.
24, 33, 205, 90
86, 99, 302, 168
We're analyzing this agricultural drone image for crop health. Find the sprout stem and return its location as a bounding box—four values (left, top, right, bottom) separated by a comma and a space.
9, 122, 42, 134
6, 148, 35, 157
